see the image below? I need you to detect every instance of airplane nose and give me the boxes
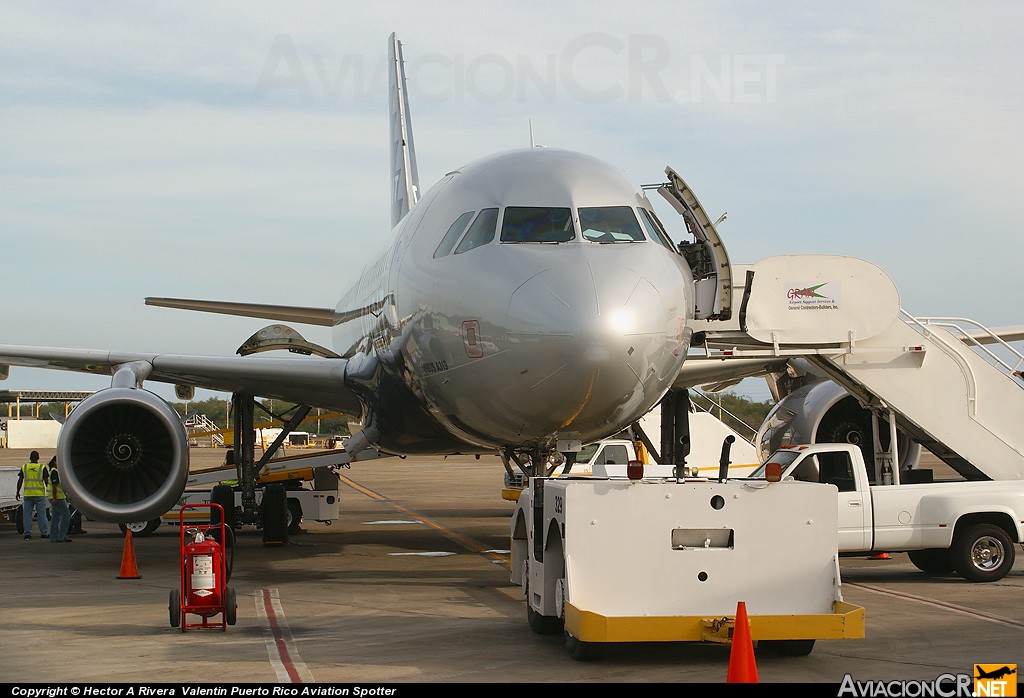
[502,248,690,441]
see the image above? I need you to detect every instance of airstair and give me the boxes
[694,254,1024,481]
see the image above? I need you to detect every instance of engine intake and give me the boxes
[756,379,919,470]
[57,387,189,523]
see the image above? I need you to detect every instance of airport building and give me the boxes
[0,390,92,448]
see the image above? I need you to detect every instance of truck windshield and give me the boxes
[748,450,801,479]
[576,443,600,463]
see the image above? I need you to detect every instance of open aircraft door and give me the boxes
[657,166,734,322]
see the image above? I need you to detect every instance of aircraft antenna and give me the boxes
[529,119,536,149]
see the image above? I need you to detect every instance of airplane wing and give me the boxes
[672,355,789,393]
[0,344,361,415]
[965,324,1024,344]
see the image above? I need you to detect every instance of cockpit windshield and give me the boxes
[579,206,645,243]
[500,207,574,243]
[636,208,676,250]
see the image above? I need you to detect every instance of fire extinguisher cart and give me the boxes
[169,503,237,632]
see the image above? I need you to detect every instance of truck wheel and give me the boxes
[761,639,815,656]
[225,587,237,626]
[564,630,603,661]
[908,548,954,574]
[169,589,181,628]
[952,523,1015,583]
[286,499,303,534]
[262,484,289,546]
[211,484,236,535]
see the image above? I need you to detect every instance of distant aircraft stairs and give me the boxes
[183,413,225,447]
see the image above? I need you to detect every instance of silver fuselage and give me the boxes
[333,148,694,454]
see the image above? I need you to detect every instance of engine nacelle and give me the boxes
[755,379,920,471]
[57,387,190,523]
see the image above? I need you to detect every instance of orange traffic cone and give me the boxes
[116,529,142,579]
[727,601,758,683]
[870,552,891,560]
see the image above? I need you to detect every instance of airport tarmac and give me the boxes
[1,447,1022,687]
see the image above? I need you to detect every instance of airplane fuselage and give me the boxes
[334,148,695,454]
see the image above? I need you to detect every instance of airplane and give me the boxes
[975,666,1017,680]
[0,34,731,528]
[0,34,1018,532]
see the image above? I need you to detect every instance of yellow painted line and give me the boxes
[338,474,510,569]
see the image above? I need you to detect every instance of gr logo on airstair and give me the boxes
[787,283,829,300]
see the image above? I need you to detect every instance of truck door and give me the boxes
[817,450,871,550]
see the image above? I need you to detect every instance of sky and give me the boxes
[2,1,1023,405]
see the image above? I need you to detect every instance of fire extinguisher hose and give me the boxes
[224,525,235,583]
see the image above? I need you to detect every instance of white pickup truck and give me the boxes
[749,444,1024,582]
[503,434,758,499]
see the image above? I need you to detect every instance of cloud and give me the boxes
[1,1,1022,401]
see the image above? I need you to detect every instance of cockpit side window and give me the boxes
[637,208,676,251]
[454,208,499,254]
[579,206,645,243]
[500,207,574,243]
[433,211,475,258]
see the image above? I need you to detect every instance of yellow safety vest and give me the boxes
[20,462,47,498]
[48,466,66,500]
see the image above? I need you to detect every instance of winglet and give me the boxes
[389,33,420,229]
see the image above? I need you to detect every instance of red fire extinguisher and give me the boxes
[169,503,237,631]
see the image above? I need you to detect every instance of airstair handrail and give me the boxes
[909,314,1024,379]
[690,389,759,444]
[900,311,980,416]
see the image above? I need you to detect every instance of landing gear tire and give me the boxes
[119,519,160,536]
[286,499,303,534]
[262,484,289,546]
[211,484,236,535]
[952,524,1015,583]
[761,639,815,657]
[169,589,181,628]
[908,548,955,574]
[225,586,237,626]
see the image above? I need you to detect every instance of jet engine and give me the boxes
[56,387,190,523]
[755,378,920,471]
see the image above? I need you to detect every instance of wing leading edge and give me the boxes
[0,344,361,415]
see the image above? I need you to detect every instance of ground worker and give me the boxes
[46,456,71,543]
[16,450,50,540]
